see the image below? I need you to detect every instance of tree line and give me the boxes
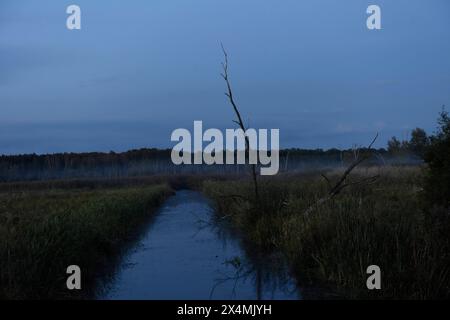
[1,109,448,184]
[0,146,415,182]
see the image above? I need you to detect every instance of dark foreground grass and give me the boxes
[203,166,450,299]
[0,183,172,299]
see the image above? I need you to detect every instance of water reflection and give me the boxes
[99,190,300,300]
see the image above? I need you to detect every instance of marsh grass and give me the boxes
[203,166,449,299]
[0,183,172,299]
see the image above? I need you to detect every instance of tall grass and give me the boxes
[0,184,172,299]
[203,166,449,299]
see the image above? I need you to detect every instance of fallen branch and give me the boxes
[304,133,380,216]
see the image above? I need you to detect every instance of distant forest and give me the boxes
[0,144,423,182]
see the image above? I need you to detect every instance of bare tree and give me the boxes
[304,133,380,216]
[221,45,259,201]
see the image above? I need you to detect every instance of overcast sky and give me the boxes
[1,0,449,154]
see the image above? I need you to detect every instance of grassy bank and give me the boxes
[203,166,449,299]
[0,183,172,299]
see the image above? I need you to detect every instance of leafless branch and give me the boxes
[221,44,259,201]
[304,133,380,216]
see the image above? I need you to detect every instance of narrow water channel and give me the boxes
[99,190,301,300]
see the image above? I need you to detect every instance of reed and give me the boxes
[0,183,172,299]
[203,166,449,299]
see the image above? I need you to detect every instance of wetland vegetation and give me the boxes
[0,109,448,299]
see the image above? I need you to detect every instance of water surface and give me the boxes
[100,190,300,300]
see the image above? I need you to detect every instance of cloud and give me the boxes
[0,46,54,85]
[335,123,354,134]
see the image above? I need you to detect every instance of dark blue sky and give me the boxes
[1,0,449,154]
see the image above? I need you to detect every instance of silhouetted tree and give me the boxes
[409,128,429,158]
[387,136,402,154]
[424,108,450,209]
[387,128,429,159]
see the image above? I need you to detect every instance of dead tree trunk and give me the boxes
[221,45,259,201]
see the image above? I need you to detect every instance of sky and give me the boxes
[1,0,449,154]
